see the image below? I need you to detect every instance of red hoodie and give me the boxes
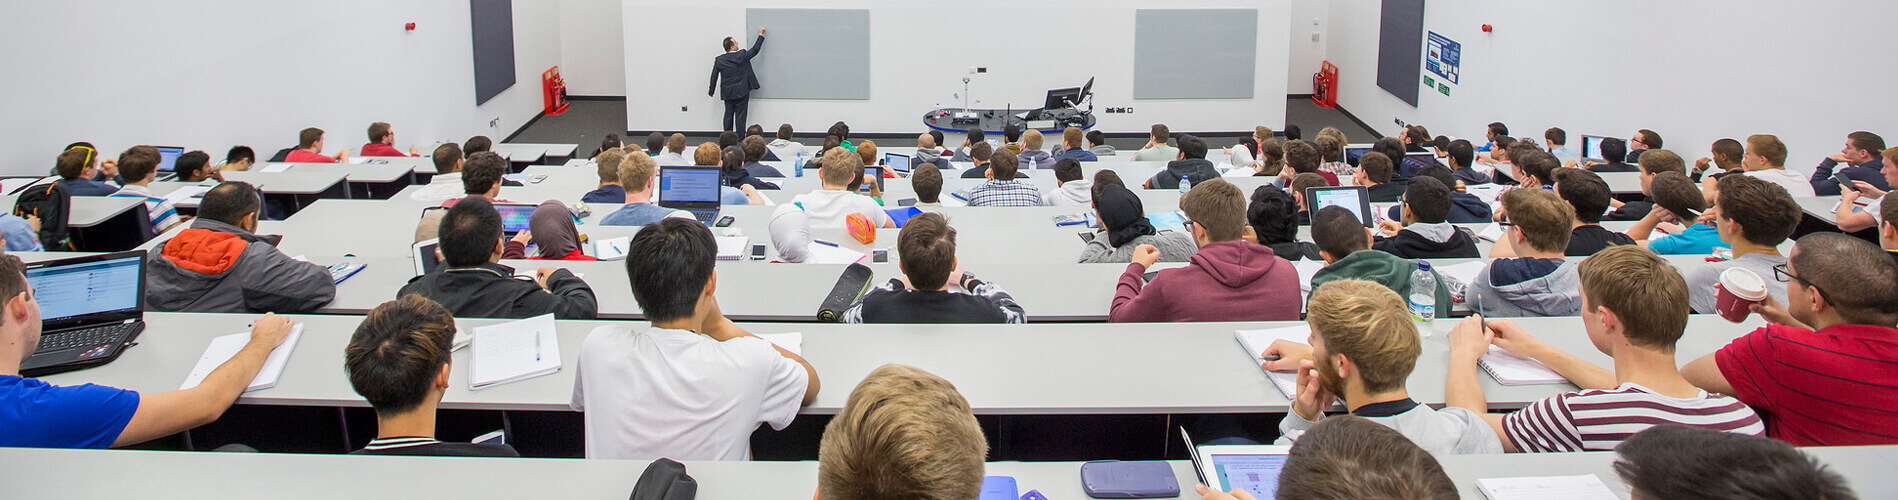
[360,143,415,157]
[1109,240,1301,322]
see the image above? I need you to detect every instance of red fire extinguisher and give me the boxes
[542,67,570,115]
[1312,61,1338,109]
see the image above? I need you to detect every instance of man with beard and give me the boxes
[1260,279,1503,456]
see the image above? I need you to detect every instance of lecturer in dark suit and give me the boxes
[710,26,766,133]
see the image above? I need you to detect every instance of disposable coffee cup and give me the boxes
[1715,268,1768,323]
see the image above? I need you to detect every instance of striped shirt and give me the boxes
[965,180,1043,207]
[1502,383,1763,452]
[109,184,179,235]
[1715,323,1898,446]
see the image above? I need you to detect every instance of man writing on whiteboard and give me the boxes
[710,26,766,132]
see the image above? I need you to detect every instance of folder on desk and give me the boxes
[470,314,561,390]
[181,323,305,392]
[885,207,923,228]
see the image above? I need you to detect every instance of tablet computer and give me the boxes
[492,203,537,234]
[1305,185,1374,227]
[411,238,441,276]
[1182,428,1292,498]
[1343,143,1374,165]
[885,152,912,174]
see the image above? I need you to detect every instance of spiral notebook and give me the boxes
[1479,346,1568,385]
[180,323,305,392]
[1234,326,1309,398]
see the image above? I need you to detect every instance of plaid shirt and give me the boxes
[965,180,1043,207]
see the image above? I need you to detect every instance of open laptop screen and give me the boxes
[27,254,142,322]
[492,204,538,233]
[155,146,185,172]
[885,153,911,173]
[1581,135,1615,162]
[1305,186,1374,227]
[659,166,722,205]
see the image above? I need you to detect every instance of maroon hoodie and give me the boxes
[1109,240,1302,322]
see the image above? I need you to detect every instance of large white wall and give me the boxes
[0,1,561,177]
[558,0,626,96]
[1325,0,1898,172]
[621,0,1293,135]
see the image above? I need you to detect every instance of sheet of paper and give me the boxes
[1475,474,1616,500]
[803,243,867,265]
[1235,326,1312,399]
[1480,346,1568,385]
[161,185,212,207]
[180,323,305,392]
[1294,260,1324,292]
[470,314,561,390]
[1436,261,1488,287]
[714,236,751,260]
[593,236,630,260]
[757,332,803,357]
[258,163,293,173]
[1475,223,1505,242]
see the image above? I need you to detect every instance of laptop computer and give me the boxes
[1343,143,1373,165]
[885,152,911,174]
[492,203,538,235]
[658,165,723,224]
[153,146,185,181]
[412,238,442,276]
[19,251,148,377]
[1580,135,1616,162]
[1304,186,1374,227]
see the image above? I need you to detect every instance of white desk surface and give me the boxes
[503,142,580,157]
[491,143,549,163]
[213,169,350,195]
[35,312,1759,415]
[61,196,144,227]
[1796,195,1848,226]
[4,441,1890,500]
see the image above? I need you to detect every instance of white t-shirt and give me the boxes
[791,189,890,229]
[1743,168,1815,198]
[409,172,464,202]
[570,326,809,460]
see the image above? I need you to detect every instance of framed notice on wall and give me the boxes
[1425,31,1460,85]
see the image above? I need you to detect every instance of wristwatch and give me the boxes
[959,272,978,290]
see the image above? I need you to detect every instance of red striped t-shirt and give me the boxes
[1502,383,1764,452]
[1715,323,1898,446]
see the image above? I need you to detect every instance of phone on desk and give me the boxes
[872,249,888,263]
[714,216,735,227]
[751,243,767,260]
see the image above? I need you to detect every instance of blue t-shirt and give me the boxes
[1648,222,1731,255]
[0,375,140,449]
[580,185,626,204]
[0,214,43,252]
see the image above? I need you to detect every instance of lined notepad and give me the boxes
[593,237,630,261]
[470,314,561,390]
[181,323,305,392]
[1475,223,1505,242]
[714,236,751,260]
[1480,346,1568,385]
[1476,474,1616,500]
[1234,326,1312,399]
[803,243,867,265]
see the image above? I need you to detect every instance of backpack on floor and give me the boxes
[14,181,72,250]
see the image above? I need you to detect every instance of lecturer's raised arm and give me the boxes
[742,27,765,62]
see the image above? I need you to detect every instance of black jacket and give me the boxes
[397,262,597,319]
[1146,159,1222,189]
[1366,181,1408,203]
[1373,228,1481,259]
[1267,241,1323,261]
[709,35,765,100]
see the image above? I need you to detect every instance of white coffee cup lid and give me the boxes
[1720,267,1767,300]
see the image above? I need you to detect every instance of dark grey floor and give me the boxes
[507,97,1382,153]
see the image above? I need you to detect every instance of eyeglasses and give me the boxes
[1773,263,1828,300]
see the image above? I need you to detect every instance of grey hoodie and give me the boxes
[1078,231,1198,264]
[1017,149,1054,170]
[913,147,944,164]
[1089,144,1116,157]
[1046,180,1094,207]
[1469,258,1582,317]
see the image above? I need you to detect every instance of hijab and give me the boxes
[1097,184,1157,248]
[529,200,582,259]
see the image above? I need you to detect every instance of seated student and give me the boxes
[219,145,256,172]
[1834,145,1898,233]
[998,124,1023,155]
[1386,136,1438,179]
[1110,179,1299,322]
[400,198,597,319]
[1587,137,1639,173]
[572,218,819,460]
[1685,175,1799,314]
[1053,127,1098,162]
[1264,279,1502,455]
[346,295,519,457]
[1131,123,1179,161]
[285,127,349,163]
[1606,148,1687,221]
[1506,148,1559,192]
[581,148,627,203]
[717,131,739,151]
[766,124,803,162]
[359,122,420,157]
[1283,140,1339,186]
[1081,184,1197,264]
[145,182,335,313]
[1717,134,1810,197]
[840,213,1025,324]
[1145,134,1221,190]
[1612,426,1854,500]
[1629,171,1727,255]
[599,152,695,226]
[813,135,843,173]
[1355,152,1407,202]
[507,201,596,261]
[0,212,41,252]
[1045,158,1092,206]
[1312,135,1351,178]
[53,146,120,196]
[1086,129,1115,157]
[818,364,986,500]
[965,154,1042,207]
[1248,185,1320,260]
[175,150,222,183]
[592,134,622,158]
[910,133,948,171]
[1198,416,1459,500]
[1446,245,1765,453]
[792,148,893,228]
[1309,206,1454,312]
[1371,177,1480,259]
[951,129,988,162]
[1443,140,1491,186]
[650,133,687,165]
[1480,136,1517,174]
[1811,131,1889,196]
[1287,172,1328,226]
[735,135,784,178]
[1884,195,1898,266]
[413,151,513,242]
[1224,138,1258,174]
[409,143,466,203]
[1241,138,1283,176]
[1684,233,1898,446]
[1627,129,1663,164]
[721,145,778,192]
[643,132,667,157]
[0,258,296,450]
[958,141,996,179]
[1385,165,1491,224]
[1549,169,1635,256]
[1015,129,1053,169]
[109,146,185,235]
[1690,137,1744,183]
[1470,188,1582,317]
[911,163,946,210]
[1543,127,1576,162]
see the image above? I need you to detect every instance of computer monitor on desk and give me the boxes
[1044,87,1083,110]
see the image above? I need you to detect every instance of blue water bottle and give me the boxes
[794,151,805,177]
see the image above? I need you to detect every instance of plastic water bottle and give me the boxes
[794,152,805,177]
[1178,175,1192,193]
[1409,261,1437,322]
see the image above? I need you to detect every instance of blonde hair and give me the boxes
[693,142,721,166]
[820,146,864,187]
[1306,279,1421,393]
[1578,245,1689,351]
[1501,187,1575,253]
[1022,129,1044,150]
[619,151,658,193]
[593,149,627,184]
[818,364,987,500]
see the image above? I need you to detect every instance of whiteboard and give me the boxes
[1133,9,1258,100]
[743,8,870,100]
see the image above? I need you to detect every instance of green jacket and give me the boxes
[1310,250,1454,314]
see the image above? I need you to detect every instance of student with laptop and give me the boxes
[818,364,987,500]
[346,295,518,457]
[791,148,894,228]
[600,152,696,226]
[1248,185,1320,261]
[1309,206,1454,312]
[1585,137,1638,173]
[1628,171,1726,255]
[1081,184,1197,264]
[508,201,596,261]
[1468,188,1582,317]
[1354,152,1406,203]
[175,150,222,183]
[1287,173,1329,226]
[1145,134,1221,190]
[1612,426,1854,499]
[1684,233,1898,446]
[53,145,121,196]
[399,198,597,320]
[285,127,349,163]
[1110,180,1300,322]
[1131,124,1179,161]
[0,253,298,449]
[958,141,996,179]
[1371,177,1480,259]
[965,154,1042,207]
[572,218,819,460]
[1684,175,1800,314]
[109,146,185,235]
[839,213,1025,324]
[145,182,335,313]
[359,122,420,157]
[580,148,627,203]
[408,143,465,203]
[414,151,512,243]
[1446,245,1764,452]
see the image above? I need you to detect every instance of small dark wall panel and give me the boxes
[1376,0,1426,107]
[471,0,517,106]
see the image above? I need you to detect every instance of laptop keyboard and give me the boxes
[35,323,135,354]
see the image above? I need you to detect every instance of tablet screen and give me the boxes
[1210,454,1289,497]
[1307,187,1372,227]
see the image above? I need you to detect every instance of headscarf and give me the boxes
[769,203,811,263]
[529,200,582,259]
[1097,184,1156,248]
